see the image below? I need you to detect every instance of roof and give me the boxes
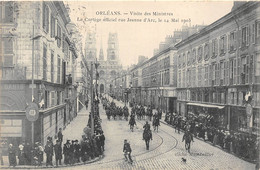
[175,1,259,48]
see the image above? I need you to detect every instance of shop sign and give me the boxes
[26,102,39,122]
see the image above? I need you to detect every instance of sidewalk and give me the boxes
[0,107,102,169]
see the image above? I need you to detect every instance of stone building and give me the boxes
[129,25,205,113]
[84,32,122,95]
[175,1,260,135]
[0,1,79,145]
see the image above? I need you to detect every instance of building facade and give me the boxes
[175,1,260,135]
[128,25,205,113]
[0,1,79,145]
[84,32,122,95]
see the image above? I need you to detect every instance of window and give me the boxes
[255,53,260,76]
[178,71,181,88]
[51,91,55,106]
[43,3,49,33]
[0,2,13,23]
[51,51,54,82]
[256,21,260,44]
[241,26,249,47]
[187,51,191,66]
[198,67,202,86]
[51,15,55,38]
[111,43,115,49]
[205,65,209,86]
[57,24,61,47]
[57,56,61,83]
[182,70,185,87]
[229,59,236,85]
[198,46,202,62]
[1,37,13,67]
[204,43,209,60]
[212,39,218,58]
[43,45,47,80]
[229,31,236,51]
[241,56,250,84]
[182,53,186,66]
[220,61,224,85]
[192,48,196,64]
[219,35,226,55]
[178,55,181,68]
[224,61,229,85]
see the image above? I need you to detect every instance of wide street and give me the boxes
[61,97,255,170]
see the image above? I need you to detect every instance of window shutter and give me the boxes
[247,26,249,46]
[238,29,242,48]
[252,23,255,44]
[234,31,237,50]
[227,60,229,85]
[228,33,230,51]
[224,36,227,52]
[216,39,218,56]
[237,57,241,84]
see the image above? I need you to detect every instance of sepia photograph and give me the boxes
[0,0,259,169]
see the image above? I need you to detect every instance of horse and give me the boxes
[143,130,152,150]
[129,116,136,132]
[152,116,160,132]
[182,131,194,153]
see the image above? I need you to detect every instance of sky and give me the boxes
[66,1,234,67]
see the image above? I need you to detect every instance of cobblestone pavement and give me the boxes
[62,97,255,170]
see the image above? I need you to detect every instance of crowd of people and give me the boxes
[165,112,259,161]
[3,96,106,168]
[102,98,129,121]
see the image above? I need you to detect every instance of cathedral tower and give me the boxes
[85,32,97,62]
[107,33,119,61]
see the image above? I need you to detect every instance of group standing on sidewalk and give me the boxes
[165,112,259,162]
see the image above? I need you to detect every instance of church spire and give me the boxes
[99,34,104,60]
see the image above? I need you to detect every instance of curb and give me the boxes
[0,155,104,169]
[160,120,257,164]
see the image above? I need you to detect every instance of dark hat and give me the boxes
[56,140,60,143]
[75,140,78,142]
[66,140,70,143]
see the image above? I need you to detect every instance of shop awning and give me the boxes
[187,103,225,109]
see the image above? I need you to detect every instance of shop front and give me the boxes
[230,106,259,136]
[186,103,227,129]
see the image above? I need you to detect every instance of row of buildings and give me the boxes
[0,1,85,146]
[111,1,260,136]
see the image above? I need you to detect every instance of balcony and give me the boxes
[1,66,27,80]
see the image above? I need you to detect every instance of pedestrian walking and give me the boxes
[8,144,17,167]
[123,139,133,164]
[54,140,62,166]
[182,130,194,153]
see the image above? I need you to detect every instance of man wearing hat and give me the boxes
[54,140,62,166]
[44,138,54,167]
[74,140,81,163]
[63,140,71,165]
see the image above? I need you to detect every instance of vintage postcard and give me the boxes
[0,0,259,169]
